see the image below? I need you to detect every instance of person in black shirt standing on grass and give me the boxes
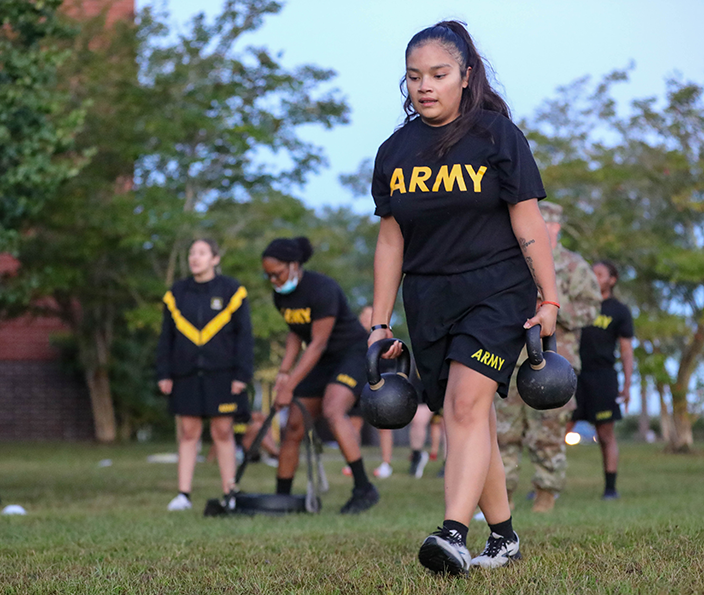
[369,21,559,573]
[262,237,379,514]
[567,260,634,500]
[157,239,254,513]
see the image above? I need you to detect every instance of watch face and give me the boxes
[211,297,224,310]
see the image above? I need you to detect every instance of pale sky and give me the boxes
[146,0,704,214]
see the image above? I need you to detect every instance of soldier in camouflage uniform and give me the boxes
[495,201,601,512]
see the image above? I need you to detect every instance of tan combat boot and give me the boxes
[532,488,555,513]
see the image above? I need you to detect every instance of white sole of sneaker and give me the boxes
[471,549,522,569]
[418,537,469,575]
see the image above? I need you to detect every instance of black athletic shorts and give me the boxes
[293,344,367,399]
[169,370,251,421]
[403,256,536,412]
[572,368,622,425]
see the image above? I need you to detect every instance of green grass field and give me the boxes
[1,441,703,594]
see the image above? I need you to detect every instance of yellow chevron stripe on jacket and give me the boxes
[163,286,247,346]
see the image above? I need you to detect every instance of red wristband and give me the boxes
[541,301,561,309]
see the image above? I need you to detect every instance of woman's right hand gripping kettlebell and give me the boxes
[368,327,403,359]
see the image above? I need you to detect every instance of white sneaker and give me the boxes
[418,527,471,575]
[410,451,430,478]
[261,454,279,468]
[167,493,192,511]
[221,489,238,513]
[373,462,393,479]
[470,532,522,568]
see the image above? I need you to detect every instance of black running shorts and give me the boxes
[293,345,367,399]
[572,368,622,425]
[170,370,251,421]
[403,257,536,411]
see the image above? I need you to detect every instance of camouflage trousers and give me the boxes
[495,385,572,494]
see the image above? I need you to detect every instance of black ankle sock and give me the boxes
[179,491,190,500]
[348,458,371,490]
[443,520,468,545]
[605,472,617,492]
[411,450,421,463]
[276,477,293,495]
[488,516,514,540]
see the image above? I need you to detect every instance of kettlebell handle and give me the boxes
[525,325,558,370]
[366,338,411,388]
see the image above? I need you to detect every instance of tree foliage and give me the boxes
[0,1,352,441]
[0,0,86,250]
[524,70,704,451]
[135,1,349,286]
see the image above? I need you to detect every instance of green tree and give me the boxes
[525,71,704,451]
[136,1,349,287]
[0,0,85,250]
[1,1,350,442]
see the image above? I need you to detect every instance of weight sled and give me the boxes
[203,398,327,517]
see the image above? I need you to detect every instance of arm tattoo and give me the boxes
[519,237,535,252]
[524,256,544,297]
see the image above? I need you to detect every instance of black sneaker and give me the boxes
[602,489,620,500]
[340,484,379,514]
[418,527,471,575]
[203,498,225,517]
[470,532,522,569]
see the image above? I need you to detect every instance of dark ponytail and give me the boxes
[262,236,313,264]
[401,20,510,158]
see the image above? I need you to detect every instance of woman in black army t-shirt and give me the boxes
[369,22,559,573]
[262,237,379,514]
[157,239,254,512]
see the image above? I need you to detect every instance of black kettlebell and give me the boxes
[517,325,577,410]
[360,338,418,429]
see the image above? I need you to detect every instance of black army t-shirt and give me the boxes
[580,297,634,370]
[372,111,546,275]
[273,270,367,355]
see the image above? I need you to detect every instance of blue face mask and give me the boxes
[274,266,299,294]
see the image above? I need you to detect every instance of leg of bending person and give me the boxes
[322,383,379,513]
[276,397,322,494]
[241,412,280,458]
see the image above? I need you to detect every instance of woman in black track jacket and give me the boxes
[157,239,253,513]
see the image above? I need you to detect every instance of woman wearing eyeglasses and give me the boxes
[261,236,379,514]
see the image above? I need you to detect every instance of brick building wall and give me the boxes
[0,256,95,441]
[0,362,94,441]
[62,0,135,27]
